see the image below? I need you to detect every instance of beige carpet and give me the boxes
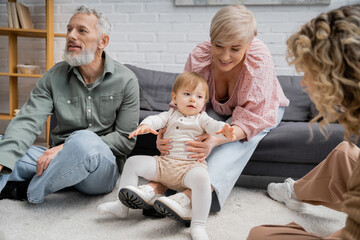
[0,179,346,240]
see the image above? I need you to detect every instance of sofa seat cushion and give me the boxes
[250,121,345,165]
[242,161,319,178]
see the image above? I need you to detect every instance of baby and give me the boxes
[98,72,235,240]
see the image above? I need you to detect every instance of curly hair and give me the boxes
[287,5,360,142]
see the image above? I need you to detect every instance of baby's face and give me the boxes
[172,83,207,116]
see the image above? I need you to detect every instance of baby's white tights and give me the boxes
[97,155,157,218]
[97,156,211,240]
[184,167,211,240]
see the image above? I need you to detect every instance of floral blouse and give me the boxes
[184,38,289,140]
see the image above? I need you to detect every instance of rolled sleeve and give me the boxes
[0,73,53,173]
[231,105,275,141]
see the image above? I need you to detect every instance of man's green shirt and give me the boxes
[0,52,139,173]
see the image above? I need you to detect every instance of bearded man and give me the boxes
[0,5,139,203]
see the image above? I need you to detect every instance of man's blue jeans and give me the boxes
[0,130,119,203]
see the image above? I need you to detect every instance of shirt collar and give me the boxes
[102,51,115,76]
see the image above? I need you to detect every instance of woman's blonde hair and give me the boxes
[210,5,257,45]
[287,5,360,142]
[172,72,209,100]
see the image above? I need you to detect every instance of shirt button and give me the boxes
[88,109,91,113]
[88,96,91,100]
[67,100,71,104]
[180,119,183,121]
[89,123,92,127]
[176,126,179,129]
[110,96,113,100]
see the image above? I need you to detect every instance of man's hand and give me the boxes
[36,144,64,177]
[185,133,221,162]
[156,127,173,156]
[0,164,3,172]
[129,124,158,139]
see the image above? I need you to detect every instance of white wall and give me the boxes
[1,0,359,75]
[58,0,357,75]
[0,0,359,132]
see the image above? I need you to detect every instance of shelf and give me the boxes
[0,27,65,38]
[0,72,42,78]
[3,0,61,147]
[0,114,14,120]
[55,33,66,37]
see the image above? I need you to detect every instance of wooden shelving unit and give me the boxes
[0,0,66,146]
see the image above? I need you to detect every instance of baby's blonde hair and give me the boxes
[210,5,257,45]
[287,5,360,142]
[172,72,209,100]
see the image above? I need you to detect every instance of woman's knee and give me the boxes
[333,141,359,163]
[336,141,353,152]
[247,226,270,240]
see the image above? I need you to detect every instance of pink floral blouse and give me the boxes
[184,38,289,141]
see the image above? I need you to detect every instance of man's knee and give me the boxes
[65,130,111,156]
[67,130,99,145]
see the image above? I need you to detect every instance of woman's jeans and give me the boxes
[0,130,119,203]
[206,106,285,212]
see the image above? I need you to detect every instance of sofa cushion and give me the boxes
[139,87,153,111]
[278,76,314,122]
[250,121,345,165]
[125,64,178,112]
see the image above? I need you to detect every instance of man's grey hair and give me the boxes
[74,5,111,36]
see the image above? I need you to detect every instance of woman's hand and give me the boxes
[37,144,64,177]
[156,127,173,156]
[185,133,222,162]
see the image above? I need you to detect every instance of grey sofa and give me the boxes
[126,64,349,181]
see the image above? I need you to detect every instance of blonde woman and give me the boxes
[248,5,360,240]
[121,4,290,225]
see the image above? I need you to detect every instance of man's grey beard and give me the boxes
[64,45,96,67]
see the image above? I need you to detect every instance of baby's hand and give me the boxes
[216,124,236,141]
[129,124,158,139]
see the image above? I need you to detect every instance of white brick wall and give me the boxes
[0,0,357,120]
[0,0,356,75]
[58,0,358,74]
